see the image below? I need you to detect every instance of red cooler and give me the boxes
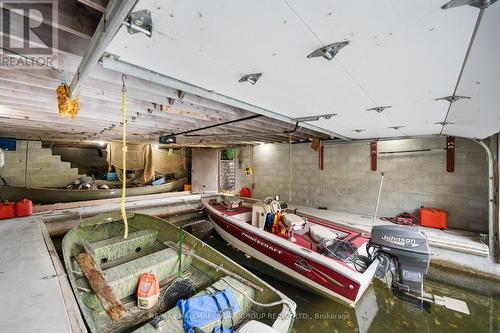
[420,207,448,229]
[0,202,16,220]
[16,198,33,217]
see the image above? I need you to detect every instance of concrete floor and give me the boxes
[0,219,72,332]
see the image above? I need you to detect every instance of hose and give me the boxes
[183,199,205,212]
[121,75,128,239]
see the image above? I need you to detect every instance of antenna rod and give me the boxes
[372,172,385,225]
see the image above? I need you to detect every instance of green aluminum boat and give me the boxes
[62,212,295,333]
[0,177,187,204]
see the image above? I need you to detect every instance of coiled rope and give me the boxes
[121,75,128,239]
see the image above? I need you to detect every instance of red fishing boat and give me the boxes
[202,195,432,306]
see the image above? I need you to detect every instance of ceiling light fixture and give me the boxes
[294,114,337,122]
[441,0,497,9]
[159,135,176,144]
[367,106,392,113]
[388,126,405,130]
[239,73,262,85]
[435,95,471,103]
[307,41,349,61]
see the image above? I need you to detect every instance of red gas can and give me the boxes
[0,202,16,220]
[15,198,33,217]
[239,187,252,198]
[420,207,448,229]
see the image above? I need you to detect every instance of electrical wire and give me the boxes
[440,8,485,134]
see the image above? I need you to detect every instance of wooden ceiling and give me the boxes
[0,0,330,147]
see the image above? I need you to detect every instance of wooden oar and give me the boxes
[164,241,264,293]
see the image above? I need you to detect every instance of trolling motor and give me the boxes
[369,225,431,304]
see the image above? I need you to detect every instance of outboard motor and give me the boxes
[370,225,431,299]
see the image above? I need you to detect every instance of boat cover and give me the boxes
[282,213,306,229]
[309,224,340,244]
[178,288,240,333]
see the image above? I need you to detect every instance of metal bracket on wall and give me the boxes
[370,141,377,171]
[441,0,497,9]
[367,106,392,113]
[307,41,349,61]
[446,136,455,173]
[124,10,153,37]
[435,95,471,103]
[239,73,262,85]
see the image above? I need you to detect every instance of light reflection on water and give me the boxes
[185,221,500,333]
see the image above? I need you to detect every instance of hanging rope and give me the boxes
[121,74,129,239]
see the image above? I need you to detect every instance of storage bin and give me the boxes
[0,137,16,151]
[106,172,118,181]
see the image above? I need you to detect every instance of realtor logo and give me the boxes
[0,0,58,68]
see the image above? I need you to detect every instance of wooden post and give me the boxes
[446,136,455,173]
[370,141,377,171]
[319,145,324,170]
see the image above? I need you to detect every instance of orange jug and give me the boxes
[137,272,160,309]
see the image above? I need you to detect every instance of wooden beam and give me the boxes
[75,252,128,321]
[77,0,107,13]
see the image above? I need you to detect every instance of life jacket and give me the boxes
[177,288,240,333]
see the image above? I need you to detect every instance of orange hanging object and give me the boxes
[137,272,160,309]
[56,84,80,118]
[310,137,321,152]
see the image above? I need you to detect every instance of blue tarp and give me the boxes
[177,288,240,333]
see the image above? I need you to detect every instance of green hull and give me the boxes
[0,177,187,204]
[62,213,295,333]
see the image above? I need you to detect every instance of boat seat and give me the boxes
[78,247,192,310]
[309,224,340,244]
[133,276,256,333]
[88,229,159,263]
[282,213,306,230]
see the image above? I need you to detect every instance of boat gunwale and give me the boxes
[62,212,295,333]
[202,197,379,291]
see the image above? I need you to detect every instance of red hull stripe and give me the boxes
[209,212,361,302]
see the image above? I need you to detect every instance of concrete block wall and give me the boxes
[246,137,489,232]
[0,140,84,187]
[51,147,108,176]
